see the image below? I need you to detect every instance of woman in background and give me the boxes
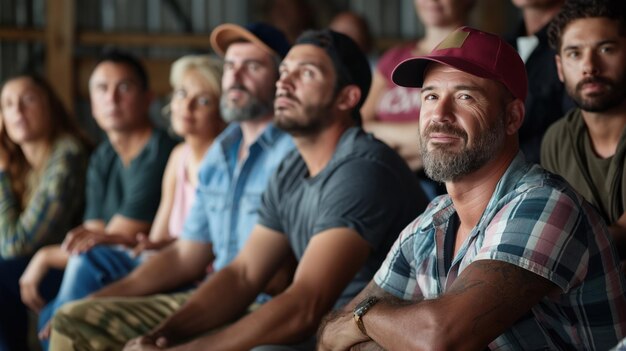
[0,73,92,351]
[134,54,226,251]
[361,0,475,193]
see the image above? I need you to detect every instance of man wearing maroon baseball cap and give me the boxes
[392,25,528,102]
[319,26,626,350]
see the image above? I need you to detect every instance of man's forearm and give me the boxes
[172,284,333,351]
[365,261,556,350]
[90,275,141,298]
[92,246,204,298]
[147,265,259,344]
[318,281,405,351]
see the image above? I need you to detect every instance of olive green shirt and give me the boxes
[541,108,626,224]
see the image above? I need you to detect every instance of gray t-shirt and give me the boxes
[258,126,428,307]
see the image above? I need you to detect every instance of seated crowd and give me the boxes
[1,0,626,350]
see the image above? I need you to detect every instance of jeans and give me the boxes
[39,245,142,351]
[0,255,63,351]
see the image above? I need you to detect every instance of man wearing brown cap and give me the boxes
[46,22,296,350]
[318,26,626,351]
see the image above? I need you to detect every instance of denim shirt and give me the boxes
[182,123,294,271]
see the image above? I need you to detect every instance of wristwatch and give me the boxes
[353,296,379,337]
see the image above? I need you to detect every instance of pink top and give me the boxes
[168,144,196,238]
[375,43,422,122]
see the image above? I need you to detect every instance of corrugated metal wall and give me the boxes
[1,0,43,78]
[1,0,254,136]
[0,0,520,138]
[0,0,520,78]
[0,0,254,80]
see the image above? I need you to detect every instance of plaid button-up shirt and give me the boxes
[375,153,626,350]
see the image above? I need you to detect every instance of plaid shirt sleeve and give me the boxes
[374,215,426,300]
[475,184,600,292]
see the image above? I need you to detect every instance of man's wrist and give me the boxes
[353,296,379,337]
[150,318,182,345]
[146,327,169,346]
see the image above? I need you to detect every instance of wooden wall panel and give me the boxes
[45,0,75,113]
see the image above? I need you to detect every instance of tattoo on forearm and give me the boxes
[447,260,553,333]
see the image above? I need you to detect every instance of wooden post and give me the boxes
[46,0,76,114]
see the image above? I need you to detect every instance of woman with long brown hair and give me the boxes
[0,73,91,351]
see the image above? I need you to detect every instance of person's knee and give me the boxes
[50,300,118,351]
[50,307,72,334]
[52,299,92,326]
[50,301,82,340]
[62,246,124,289]
[63,250,97,279]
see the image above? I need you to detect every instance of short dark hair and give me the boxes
[548,0,626,51]
[94,49,149,91]
[294,29,372,124]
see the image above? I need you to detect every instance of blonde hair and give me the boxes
[169,55,223,95]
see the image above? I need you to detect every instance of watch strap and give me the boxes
[353,296,379,337]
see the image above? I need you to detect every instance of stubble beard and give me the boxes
[568,74,626,113]
[274,96,335,137]
[420,115,506,183]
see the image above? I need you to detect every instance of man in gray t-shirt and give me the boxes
[258,126,425,308]
[115,29,427,351]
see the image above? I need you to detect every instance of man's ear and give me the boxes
[335,85,362,113]
[555,54,565,83]
[505,99,525,136]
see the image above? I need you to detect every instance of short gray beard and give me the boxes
[220,93,273,123]
[420,115,505,182]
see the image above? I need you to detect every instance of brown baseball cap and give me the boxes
[210,22,290,58]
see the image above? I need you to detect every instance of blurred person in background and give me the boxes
[132,54,226,254]
[507,0,571,164]
[0,73,92,351]
[361,0,475,199]
[47,23,297,351]
[263,0,316,44]
[33,54,226,349]
[17,50,178,350]
[329,11,374,56]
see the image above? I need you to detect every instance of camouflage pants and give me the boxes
[49,292,192,351]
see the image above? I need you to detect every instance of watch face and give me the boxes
[354,296,379,336]
[354,296,379,316]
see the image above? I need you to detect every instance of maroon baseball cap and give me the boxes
[392,26,528,102]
